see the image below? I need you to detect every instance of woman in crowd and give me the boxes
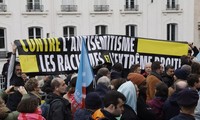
[17,95,45,120]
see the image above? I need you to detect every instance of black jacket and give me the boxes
[162,73,174,87]
[120,104,139,120]
[163,92,180,120]
[46,93,72,120]
[170,113,195,120]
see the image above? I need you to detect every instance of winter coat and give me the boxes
[74,108,93,120]
[146,72,162,101]
[45,93,72,120]
[163,92,180,120]
[170,113,195,120]
[120,104,139,120]
[147,97,166,120]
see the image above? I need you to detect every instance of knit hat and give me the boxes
[181,65,191,75]
[127,73,145,86]
[174,69,188,80]
[85,92,102,110]
[177,88,199,107]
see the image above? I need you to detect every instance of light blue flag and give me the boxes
[74,37,94,105]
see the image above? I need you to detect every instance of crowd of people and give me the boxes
[0,43,200,120]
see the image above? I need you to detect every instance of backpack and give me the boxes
[40,99,60,119]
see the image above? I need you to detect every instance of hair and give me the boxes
[111,63,123,72]
[187,74,200,87]
[103,90,126,108]
[51,78,61,91]
[96,67,110,81]
[130,63,140,73]
[110,78,127,90]
[17,96,39,113]
[191,62,200,74]
[165,65,174,72]
[155,82,168,99]
[151,61,161,71]
[24,78,39,92]
[97,76,111,87]
[180,55,192,66]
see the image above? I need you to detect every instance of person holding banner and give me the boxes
[6,43,25,111]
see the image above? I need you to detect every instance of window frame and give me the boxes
[125,24,137,37]
[28,27,43,39]
[63,26,76,38]
[0,27,6,50]
[167,23,178,41]
[95,25,107,35]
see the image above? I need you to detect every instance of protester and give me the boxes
[146,61,163,101]
[170,88,199,120]
[41,75,54,94]
[128,73,156,120]
[191,62,200,74]
[163,81,188,120]
[162,65,174,87]
[0,86,19,120]
[129,63,141,74]
[147,82,168,120]
[110,78,126,90]
[117,81,139,120]
[187,74,200,91]
[74,92,103,120]
[24,78,41,104]
[110,62,123,80]
[1,52,12,88]
[95,67,110,82]
[92,90,126,120]
[45,77,72,120]
[17,95,45,120]
[5,44,25,111]
[142,62,152,78]
[95,76,111,100]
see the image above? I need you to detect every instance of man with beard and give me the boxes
[92,90,126,120]
[46,77,72,120]
[6,44,25,111]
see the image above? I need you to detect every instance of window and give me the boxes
[27,0,43,12]
[94,0,108,11]
[28,27,42,39]
[125,0,138,11]
[166,0,179,10]
[0,28,5,49]
[95,25,107,35]
[126,25,137,37]
[167,23,178,41]
[61,0,77,12]
[0,0,6,12]
[63,26,76,37]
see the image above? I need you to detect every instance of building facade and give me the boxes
[0,0,200,71]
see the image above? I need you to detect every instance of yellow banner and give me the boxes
[137,38,188,56]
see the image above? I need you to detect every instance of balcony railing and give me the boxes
[26,5,44,12]
[94,5,109,12]
[0,4,7,12]
[166,4,179,10]
[124,5,139,11]
[61,5,77,12]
